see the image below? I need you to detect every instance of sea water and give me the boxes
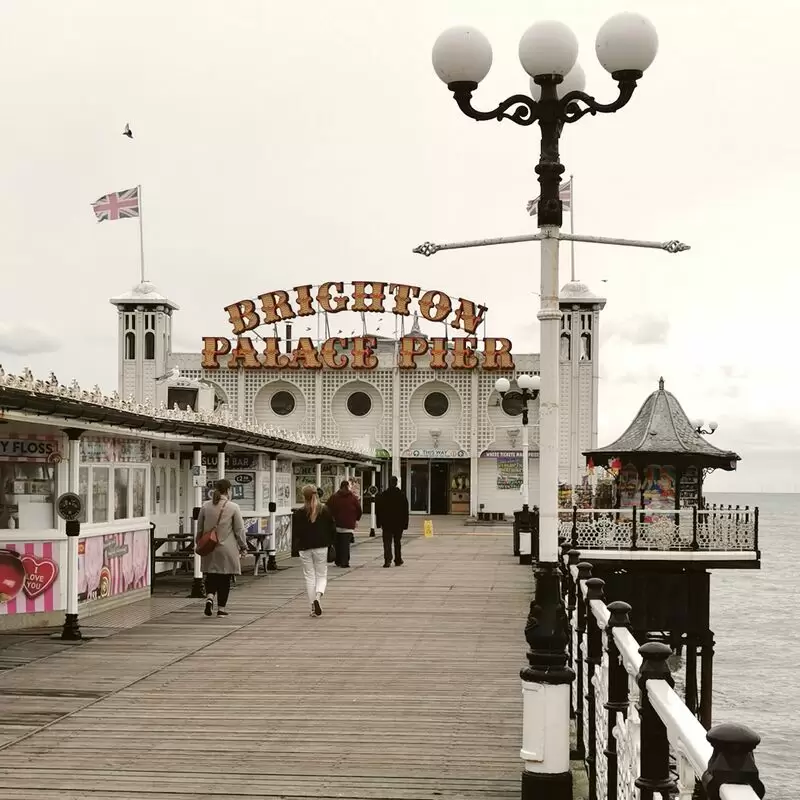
[707,492,798,796]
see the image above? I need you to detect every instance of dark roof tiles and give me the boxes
[587,377,740,463]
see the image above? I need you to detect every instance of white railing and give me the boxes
[569,561,766,800]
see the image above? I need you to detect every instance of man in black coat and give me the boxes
[375,476,409,567]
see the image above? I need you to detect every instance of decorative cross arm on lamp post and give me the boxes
[432,14,659,230]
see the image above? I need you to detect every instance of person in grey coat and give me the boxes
[197,478,247,617]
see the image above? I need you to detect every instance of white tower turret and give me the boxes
[110,281,180,404]
[558,280,606,491]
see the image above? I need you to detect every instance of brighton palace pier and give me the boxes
[124,278,605,518]
[0,276,772,800]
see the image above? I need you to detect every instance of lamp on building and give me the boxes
[435,14,660,798]
[692,419,718,436]
[507,428,520,447]
[430,428,442,448]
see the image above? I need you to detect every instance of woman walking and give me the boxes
[197,478,247,618]
[292,484,335,617]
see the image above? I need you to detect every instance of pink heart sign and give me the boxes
[20,555,59,600]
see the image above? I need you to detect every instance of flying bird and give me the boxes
[123,123,133,139]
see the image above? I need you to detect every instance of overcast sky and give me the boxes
[0,0,796,492]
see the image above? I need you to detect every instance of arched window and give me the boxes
[560,333,571,360]
[144,331,155,360]
[580,332,591,361]
[125,331,136,360]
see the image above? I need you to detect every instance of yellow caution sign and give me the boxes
[423,519,434,538]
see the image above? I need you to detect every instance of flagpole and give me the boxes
[137,184,145,283]
[569,174,575,282]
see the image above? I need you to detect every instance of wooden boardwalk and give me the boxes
[0,529,532,800]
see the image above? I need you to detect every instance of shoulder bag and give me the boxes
[195,499,229,557]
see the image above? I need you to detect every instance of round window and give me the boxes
[501,391,523,416]
[347,391,372,417]
[270,390,296,416]
[424,391,449,417]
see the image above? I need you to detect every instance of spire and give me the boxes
[409,311,425,338]
[658,376,665,391]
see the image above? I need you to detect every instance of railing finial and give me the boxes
[637,641,675,690]
[606,600,632,629]
[701,723,765,800]
[585,576,605,601]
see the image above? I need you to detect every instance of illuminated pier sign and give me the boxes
[201,281,514,371]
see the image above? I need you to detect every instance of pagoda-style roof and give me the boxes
[584,377,740,470]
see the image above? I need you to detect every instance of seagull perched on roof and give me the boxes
[156,366,181,382]
[123,123,133,139]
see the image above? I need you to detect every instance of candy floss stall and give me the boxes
[0,424,66,630]
[0,426,152,631]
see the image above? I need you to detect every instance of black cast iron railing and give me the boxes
[564,559,767,800]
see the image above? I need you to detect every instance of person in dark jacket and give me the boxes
[326,480,362,568]
[376,476,410,567]
[292,484,336,616]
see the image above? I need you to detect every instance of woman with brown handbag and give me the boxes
[196,478,247,617]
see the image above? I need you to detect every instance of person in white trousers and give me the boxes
[291,484,336,617]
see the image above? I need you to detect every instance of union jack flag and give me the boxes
[526,179,572,216]
[90,187,139,222]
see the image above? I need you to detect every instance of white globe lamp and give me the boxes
[494,377,511,394]
[519,20,578,78]
[530,62,586,100]
[432,26,493,85]
[595,12,658,75]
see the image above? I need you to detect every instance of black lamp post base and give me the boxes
[266,556,278,571]
[521,768,572,800]
[189,577,206,598]
[60,613,82,641]
[369,528,376,537]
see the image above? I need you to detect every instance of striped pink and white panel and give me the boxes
[0,541,60,616]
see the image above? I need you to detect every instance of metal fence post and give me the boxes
[584,576,605,800]
[701,722,765,799]
[604,601,632,800]
[635,642,677,799]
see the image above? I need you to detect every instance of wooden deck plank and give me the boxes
[0,532,532,799]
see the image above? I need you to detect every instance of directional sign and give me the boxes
[56,492,83,522]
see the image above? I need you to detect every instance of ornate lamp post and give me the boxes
[692,418,718,436]
[495,375,540,562]
[431,13,659,800]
